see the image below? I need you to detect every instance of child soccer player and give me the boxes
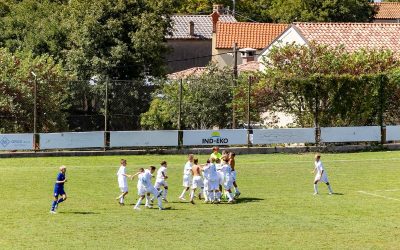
[116,159,133,205]
[154,161,169,202]
[222,157,235,203]
[189,158,204,204]
[179,154,194,201]
[50,165,67,214]
[144,166,164,210]
[229,152,241,198]
[134,168,146,210]
[313,154,334,195]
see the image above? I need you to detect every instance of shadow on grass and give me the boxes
[331,192,344,195]
[234,197,264,204]
[59,211,99,215]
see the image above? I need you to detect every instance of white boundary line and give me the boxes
[357,191,400,201]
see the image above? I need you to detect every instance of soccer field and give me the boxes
[1,152,400,249]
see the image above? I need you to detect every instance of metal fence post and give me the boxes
[104,78,109,151]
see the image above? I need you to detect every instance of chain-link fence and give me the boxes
[1,74,400,135]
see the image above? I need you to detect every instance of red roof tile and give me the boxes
[216,22,288,49]
[374,2,400,20]
[166,67,207,80]
[294,22,400,52]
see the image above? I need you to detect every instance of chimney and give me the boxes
[210,11,220,33]
[213,4,225,15]
[189,21,194,36]
[239,48,257,64]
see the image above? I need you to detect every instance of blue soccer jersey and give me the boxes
[53,173,66,196]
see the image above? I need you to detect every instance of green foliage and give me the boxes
[141,64,234,129]
[64,0,173,80]
[0,48,71,133]
[259,43,400,127]
[0,0,67,60]
[269,0,375,23]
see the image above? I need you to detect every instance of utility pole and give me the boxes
[232,0,236,17]
[31,72,38,151]
[247,76,253,147]
[104,78,109,151]
[232,42,238,129]
[178,79,183,131]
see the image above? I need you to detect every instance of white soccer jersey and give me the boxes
[209,163,218,181]
[156,166,167,182]
[202,165,211,180]
[117,166,128,188]
[314,160,329,183]
[143,169,153,188]
[183,161,193,176]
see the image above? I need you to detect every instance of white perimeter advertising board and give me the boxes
[110,131,178,147]
[386,126,400,141]
[40,132,104,149]
[320,126,380,143]
[0,134,33,150]
[252,128,315,144]
[183,130,248,146]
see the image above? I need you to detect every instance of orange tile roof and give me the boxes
[373,2,400,19]
[294,22,400,52]
[216,22,288,49]
[167,67,207,80]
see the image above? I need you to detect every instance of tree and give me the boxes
[257,43,399,127]
[0,0,67,60]
[268,0,375,23]
[63,0,174,80]
[141,64,234,130]
[0,48,70,133]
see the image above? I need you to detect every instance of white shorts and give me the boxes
[314,173,329,183]
[155,179,168,189]
[119,186,128,193]
[224,177,233,190]
[231,171,237,181]
[209,180,219,191]
[203,179,209,191]
[218,172,224,185]
[192,176,204,189]
[137,186,146,196]
[145,185,160,196]
[183,175,192,187]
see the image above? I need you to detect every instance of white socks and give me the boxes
[163,189,168,199]
[120,197,124,203]
[134,197,143,209]
[314,184,318,194]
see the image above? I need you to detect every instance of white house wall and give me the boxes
[258,27,307,72]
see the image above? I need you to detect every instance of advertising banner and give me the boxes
[0,134,33,150]
[183,130,248,146]
[320,126,381,143]
[253,128,315,144]
[110,131,178,147]
[386,126,400,141]
[40,132,104,149]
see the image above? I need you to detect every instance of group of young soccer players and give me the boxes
[178,147,241,204]
[49,147,334,213]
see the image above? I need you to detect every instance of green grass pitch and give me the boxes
[1,151,400,249]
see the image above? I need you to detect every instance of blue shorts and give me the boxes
[54,188,66,197]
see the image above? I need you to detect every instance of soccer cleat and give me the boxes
[234,192,241,198]
[119,202,125,206]
[145,204,153,209]
[162,198,168,203]
[227,200,234,204]
[133,207,141,210]
[50,210,56,214]
[158,206,165,210]
[190,199,195,204]
[313,192,319,195]
[198,194,202,200]
[178,196,186,201]
[328,192,333,195]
